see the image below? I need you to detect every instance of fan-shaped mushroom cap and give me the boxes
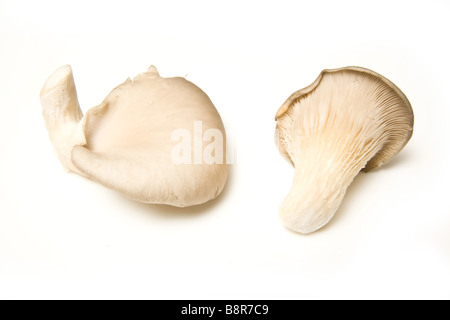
[40,65,229,207]
[275,66,413,233]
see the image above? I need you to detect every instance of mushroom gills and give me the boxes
[276,67,414,233]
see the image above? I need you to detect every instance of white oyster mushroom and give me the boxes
[40,65,229,207]
[275,66,414,234]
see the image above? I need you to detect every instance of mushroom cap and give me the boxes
[275,66,414,172]
[73,66,229,207]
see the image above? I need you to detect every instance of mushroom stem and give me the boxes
[279,133,383,234]
[39,65,86,173]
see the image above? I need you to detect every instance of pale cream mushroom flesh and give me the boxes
[275,67,414,234]
[40,65,228,207]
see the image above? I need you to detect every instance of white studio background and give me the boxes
[1,0,449,299]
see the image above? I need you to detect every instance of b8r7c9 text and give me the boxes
[225,305,269,315]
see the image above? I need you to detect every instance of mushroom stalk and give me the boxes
[40,65,86,173]
[280,133,384,233]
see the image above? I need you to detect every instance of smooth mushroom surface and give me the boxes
[275,66,414,234]
[40,65,229,207]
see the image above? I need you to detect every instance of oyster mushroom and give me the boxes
[40,65,229,207]
[275,67,414,233]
